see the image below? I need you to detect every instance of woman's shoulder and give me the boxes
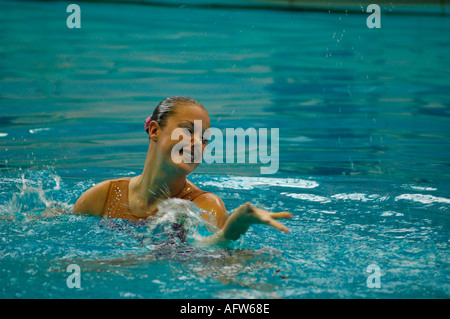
[186,180,228,228]
[184,179,204,193]
[73,178,130,216]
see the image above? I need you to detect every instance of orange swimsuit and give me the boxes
[101,178,207,221]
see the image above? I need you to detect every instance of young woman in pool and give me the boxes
[74,96,291,242]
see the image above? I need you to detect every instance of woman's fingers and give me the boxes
[270,212,292,220]
[255,209,291,233]
[238,205,292,233]
[268,219,290,233]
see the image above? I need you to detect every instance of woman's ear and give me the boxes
[148,121,160,142]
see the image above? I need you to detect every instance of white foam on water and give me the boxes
[395,194,450,205]
[200,176,319,190]
[281,192,331,203]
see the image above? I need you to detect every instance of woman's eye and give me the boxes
[181,127,193,135]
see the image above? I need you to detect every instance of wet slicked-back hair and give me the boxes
[146,97,205,133]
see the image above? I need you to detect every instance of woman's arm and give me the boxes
[193,194,292,245]
[220,202,292,240]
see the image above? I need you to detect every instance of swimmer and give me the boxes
[73,97,292,243]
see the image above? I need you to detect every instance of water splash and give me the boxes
[141,198,219,248]
[0,170,221,247]
[0,171,72,220]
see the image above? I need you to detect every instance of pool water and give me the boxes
[1,0,449,298]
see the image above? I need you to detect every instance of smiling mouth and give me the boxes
[179,148,197,163]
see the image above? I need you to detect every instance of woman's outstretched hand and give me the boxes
[220,202,292,241]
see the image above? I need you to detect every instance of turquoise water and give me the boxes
[1,0,449,298]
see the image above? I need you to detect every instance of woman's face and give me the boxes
[155,103,211,175]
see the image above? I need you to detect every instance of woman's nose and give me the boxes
[191,134,202,146]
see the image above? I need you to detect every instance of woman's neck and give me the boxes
[131,146,186,205]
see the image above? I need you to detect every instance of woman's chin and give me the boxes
[172,157,200,174]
